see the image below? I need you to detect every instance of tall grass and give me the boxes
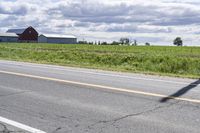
[0,43,199,78]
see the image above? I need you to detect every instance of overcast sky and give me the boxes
[0,0,200,45]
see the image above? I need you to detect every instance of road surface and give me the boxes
[0,60,199,133]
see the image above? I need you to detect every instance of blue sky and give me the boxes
[0,0,200,45]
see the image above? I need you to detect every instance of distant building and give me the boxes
[7,26,38,43]
[1,26,77,44]
[38,34,77,44]
[0,33,18,42]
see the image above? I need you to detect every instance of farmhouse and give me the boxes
[38,34,77,44]
[0,26,77,44]
[0,33,18,42]
[7,26,38,42]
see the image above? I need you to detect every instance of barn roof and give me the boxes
[0,33,18,37]
[40,34,76,39]
[7,28,26,34]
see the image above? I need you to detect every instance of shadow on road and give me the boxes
[160,79,200,103]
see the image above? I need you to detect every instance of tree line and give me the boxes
[78,37,183,46]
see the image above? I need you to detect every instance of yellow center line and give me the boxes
[0,70,200,104]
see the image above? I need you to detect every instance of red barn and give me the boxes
[7,26,38,43]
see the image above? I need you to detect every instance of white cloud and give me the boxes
[0,0,200,45]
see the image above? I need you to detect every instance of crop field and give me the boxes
[0,43,199,78]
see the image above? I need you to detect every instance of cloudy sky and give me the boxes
[0,0,200,45]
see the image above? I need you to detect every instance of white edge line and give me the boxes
[0,116,46,133]
[0,60,199,86]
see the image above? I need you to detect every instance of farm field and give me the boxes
[0,43,199,78]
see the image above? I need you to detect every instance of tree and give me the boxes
[111,41,120,45]
[133,40,137,46]
[88,42,94,45]
[101,42,108,45]
[98,41,101,45]
[120,38,130,45]
[145,42,150,46]
[78,41,87,44]
[173,37,183,46]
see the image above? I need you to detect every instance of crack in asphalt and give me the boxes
[0,123,26,133]
[0,123,10,133]
[0,91,32,99]
[87,101,180,133]
[51,127,62,133]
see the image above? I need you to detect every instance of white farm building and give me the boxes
[0,33,18,42]
[38,34,77,44]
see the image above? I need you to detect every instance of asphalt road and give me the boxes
[0,60,199,133]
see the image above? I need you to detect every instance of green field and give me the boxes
[0,43,199,78]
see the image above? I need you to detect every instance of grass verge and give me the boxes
[0,43,199,78]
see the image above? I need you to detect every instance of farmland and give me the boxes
[0,43,199,78]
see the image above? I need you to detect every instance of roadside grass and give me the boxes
[0,43,199,78]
